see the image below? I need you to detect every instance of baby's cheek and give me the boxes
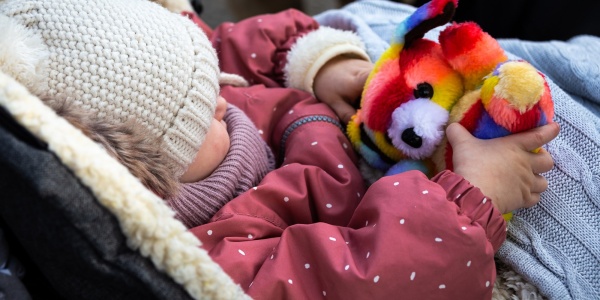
[180,120,231,183]
[211,119,231,159]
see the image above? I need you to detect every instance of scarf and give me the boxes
[167,104,275,228]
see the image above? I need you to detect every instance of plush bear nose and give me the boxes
[401,127,422,148]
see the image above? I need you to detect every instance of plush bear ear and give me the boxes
[0,14,49,95]
[393,0,457,48]
[363,0,459,111]
[361,0,458,118]
[438,22,507,90]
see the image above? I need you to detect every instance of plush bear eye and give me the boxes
[414,83,434,99]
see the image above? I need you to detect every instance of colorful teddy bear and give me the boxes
[347,0,554,187]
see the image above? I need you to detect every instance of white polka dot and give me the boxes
[273,107,277,111]
[344,265,350,271]
[311,141,318,146]
[343,143,348,149]
[250,53,257,59]
[305,263,310,269]
[486,281,490,287]
[467,260,472,267]
[338,164,344,169]
[253,186,258,190]
[326,203,333,208]
[456,194,461,199]
[483,197,487,204]
[284,197,290,202]
[288,279,293,284]
[271,254,274,260]
[400,219,405,225]
[323,291,327,296]
[365,220,369,227]
[257,18,263,22]
[345,241,349,245]
[373,275,380,283]
[372,223,377,228]
[394,182,400,186]
[238,249,246,256]
[439,284,446,289]
[249,281,253,288]
[329,237,337,242]
[288,110,294,114]
[207,230,213,235]
[410,272,416,281]
[435,238,443,242]
[248,234,253,239]
[462,226,467,231]
[422,190,429,195]
[366,252,370,259]
[357,192,361,197]
[227,28,233,32]
[258,129,264,135]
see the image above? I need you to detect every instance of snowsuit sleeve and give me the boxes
[210,9,369,92]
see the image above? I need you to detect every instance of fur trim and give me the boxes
[150,0,193,13]
[493,259,543,300]
[0,14,49,96]
[284,26,370,94]
[46,99,180,199]
[0,70,249,300]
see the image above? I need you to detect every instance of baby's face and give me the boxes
[180,96,230,183]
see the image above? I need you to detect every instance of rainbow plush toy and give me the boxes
[347,0,554,188]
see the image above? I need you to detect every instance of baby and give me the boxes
[0,0,558,298]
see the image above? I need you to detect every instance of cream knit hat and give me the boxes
[0,0,220,178]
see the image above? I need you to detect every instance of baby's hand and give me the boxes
[446,122,560,214]
[313,56,373,123]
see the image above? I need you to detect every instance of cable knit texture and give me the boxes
[168,105,275,228]
[316,1,600,299]
[496,37,600,300]
[0,0,220,178]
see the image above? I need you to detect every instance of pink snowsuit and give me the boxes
[189,9,506,300]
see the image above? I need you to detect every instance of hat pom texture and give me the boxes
[0,13,49,95]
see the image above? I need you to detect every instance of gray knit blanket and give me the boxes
[316,1,600,299]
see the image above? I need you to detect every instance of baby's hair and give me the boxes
[46,99,180,198]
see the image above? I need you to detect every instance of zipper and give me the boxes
[279,115,343,164]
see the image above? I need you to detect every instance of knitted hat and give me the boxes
[0,0,220,178]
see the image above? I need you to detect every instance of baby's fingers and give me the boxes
[329,99,356,124]
[529,148,555,174]
[523,175,547,210]
[531,174,549,194]
[518,122,560,152]
[525,193,542,208]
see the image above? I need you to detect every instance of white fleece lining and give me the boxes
[285,26,370,94]
[0,71,250,300]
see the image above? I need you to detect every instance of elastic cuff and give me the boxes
[284,26,370,94]
[432,170,507,251]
